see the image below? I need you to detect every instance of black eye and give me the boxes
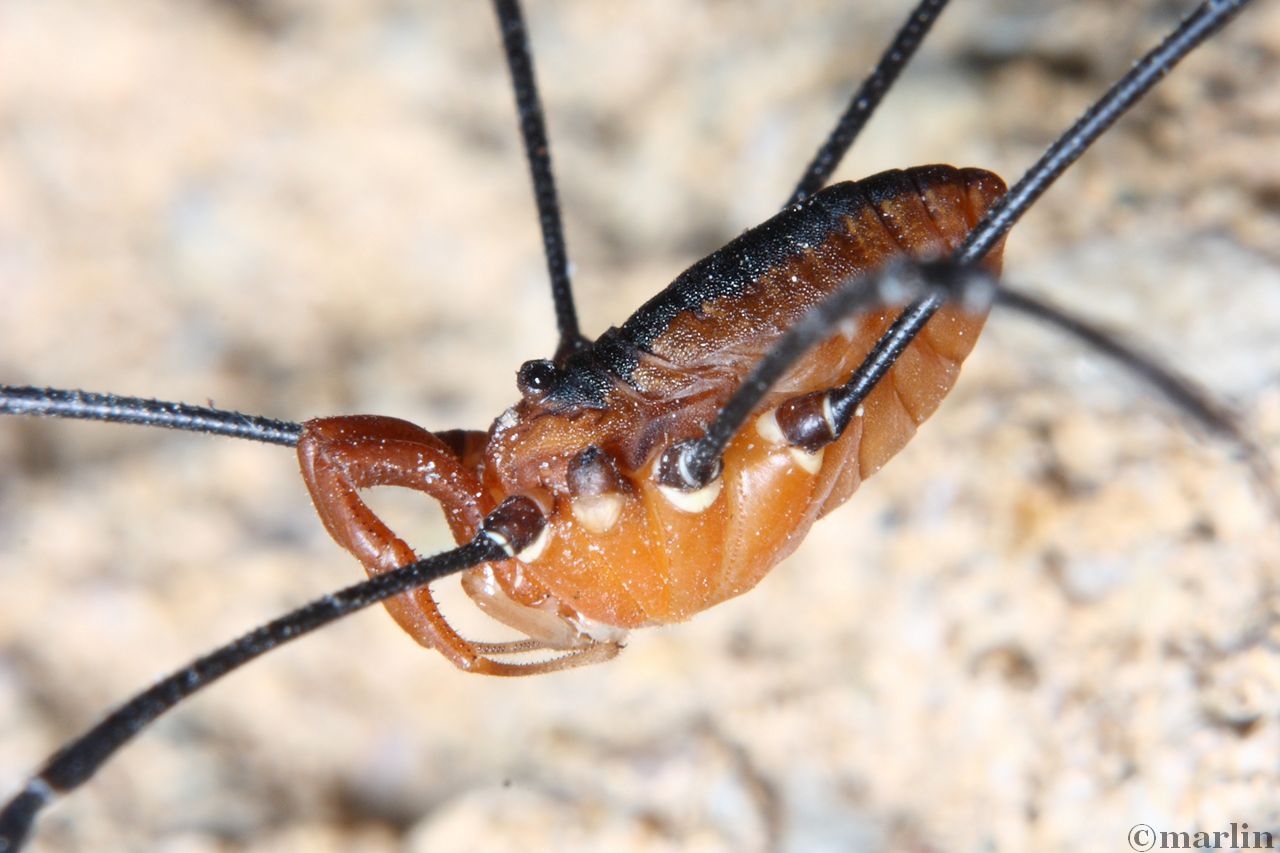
[516,359,559,396]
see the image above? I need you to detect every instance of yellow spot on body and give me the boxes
[657,478,723,514]
[516,524,551,562]
[570,493,624,534]
[755,409,784,443]
[788,446,824,474]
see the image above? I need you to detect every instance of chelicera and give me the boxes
[1,0,1273,848]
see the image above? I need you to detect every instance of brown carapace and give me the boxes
[297,164,1008,675]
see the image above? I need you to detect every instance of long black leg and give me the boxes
[0,386,301,446]
[830,0,1254,433]
[658,258,1277,511]
[997,287,1280,512]
[996,288,1246,447]
[491,0,584,360]
[0,494,555,851]
[0,540,498,851]
[787,0,952,207]
[659,0,1256,489]
[656,259,994,487]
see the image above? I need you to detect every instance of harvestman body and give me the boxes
[298,165,1008,674]
[0,0,1270,847]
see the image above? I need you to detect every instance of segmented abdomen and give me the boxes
[620,166,1005,386]
[517,166,1007,627]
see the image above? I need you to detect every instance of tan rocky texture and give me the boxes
[2,1,1279,850]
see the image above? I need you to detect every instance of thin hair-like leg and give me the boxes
[0,539,503,850]
[835,0,1254,434]
[659,0,1258,490]
[997,288,1280,515]
[494,0,954,351]
[787,0,952,206]
[655,259,994,487]
[491,0,583,360]
[0,385,301,446]
[0,512,551,851]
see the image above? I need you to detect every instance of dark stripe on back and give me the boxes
[546,167,955,409]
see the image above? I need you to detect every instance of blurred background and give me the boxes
[2,0,1279,849]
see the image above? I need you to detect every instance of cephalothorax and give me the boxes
[0,0,1266,847]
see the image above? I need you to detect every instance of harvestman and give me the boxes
[0,0,1274,847]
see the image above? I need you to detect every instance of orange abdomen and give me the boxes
[515,166,1007,626]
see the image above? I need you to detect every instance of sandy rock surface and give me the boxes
[2,1,1279,851]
